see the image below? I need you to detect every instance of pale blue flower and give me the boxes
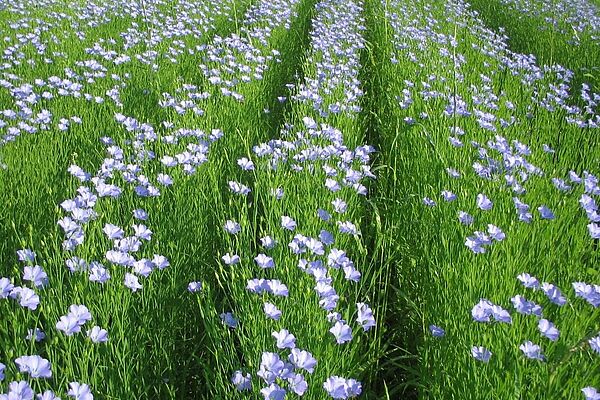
[67,382,93,400]
[5,381,34,400]
[224,220,241,234]
[519,341,545,361]
[589,334,600,354]
[471,346,492,362]
[87,326,108,343]
[323,376,361,399]
[281,216,296,231]
[289,349,317,373]
[511,295,543,316]
[458,211,474,225]
[272,329,296,349]
[260,383,286,400]
[258,353,284,384]
[538,319,560,341]
[476,193,493,210]
[56,314,81,335]
[429,325,445,337]
[255,254,275,269]
[231,371,251,391]
[37,390,60,400]
[356,303,375,331]
[220,312,237,328]
[260,236,277,249]
[264,303,281,320]
[582,387,600,400]
[17,249,36,263]
[541,283,567,306]
[330,322,352,344]
[187,282,202,293]
[124,273,142,292]
[517,273,540,290]
[26,328,45,342]
[0,278,14,298]
[23,266,48,288]
[287,373,308,395]
[102,224,125,240]
[538,205,555,220]
[15,355,52,378]
[237,157,255,171]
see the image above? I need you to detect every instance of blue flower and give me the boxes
[228,181,251,196]
[17,249,36,263]
[589,334,600,354]
[231,371,252,391]
[319,230,335,245]
[476,193,493,210]
[287,373,308,396]
[258,353,284,384]
[429,325,445,337]
[255,254,275,269]
[517,273,540,290]
[572,282,600,307]
[5,381,34,400]
[187,281,202,293]
[582,387,600,400]
[330,322,353,344]
[458,211,474,225]
[0,278,14,298]
[281,216,296,231]
[538,319,560,341]
[37,390,60,400]
[537,205,555,220]
[541,283,567,306]
[441,190,456,202]
[511,295,543,316]
[67,382,93,400]
[519,341,545,361]
[332,198,348,213]
[132,208,148,220]
[356,303,375,331]
[317,208,332,221]
[588,223,600,239]
[323,376,361,399]
[87,326,109,343]
[26,328,45,342]
[264,303,282,320]
[15,355,52,378]
[23,265,48,288]
[12,287,40,310]
[237,157,255,171]
[260,236,277,249]
[260,383,286,400]
[471,346,492,362]
[272,329,296,349]
[56,314,81,335]
[220,312,237,328]
[289,349,317,373]
[132,224,152,241]
[487,225,505,241]
[423,197,436,207]
[472,299,493,322]
[124,273,142,292]
[224,220,241,234]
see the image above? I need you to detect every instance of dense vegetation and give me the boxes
[0,0,598,398]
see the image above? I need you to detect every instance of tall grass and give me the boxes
[370,0,600,397]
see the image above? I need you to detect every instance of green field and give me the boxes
[0,0,599,398]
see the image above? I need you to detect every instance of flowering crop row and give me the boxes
[368,0,600,397]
